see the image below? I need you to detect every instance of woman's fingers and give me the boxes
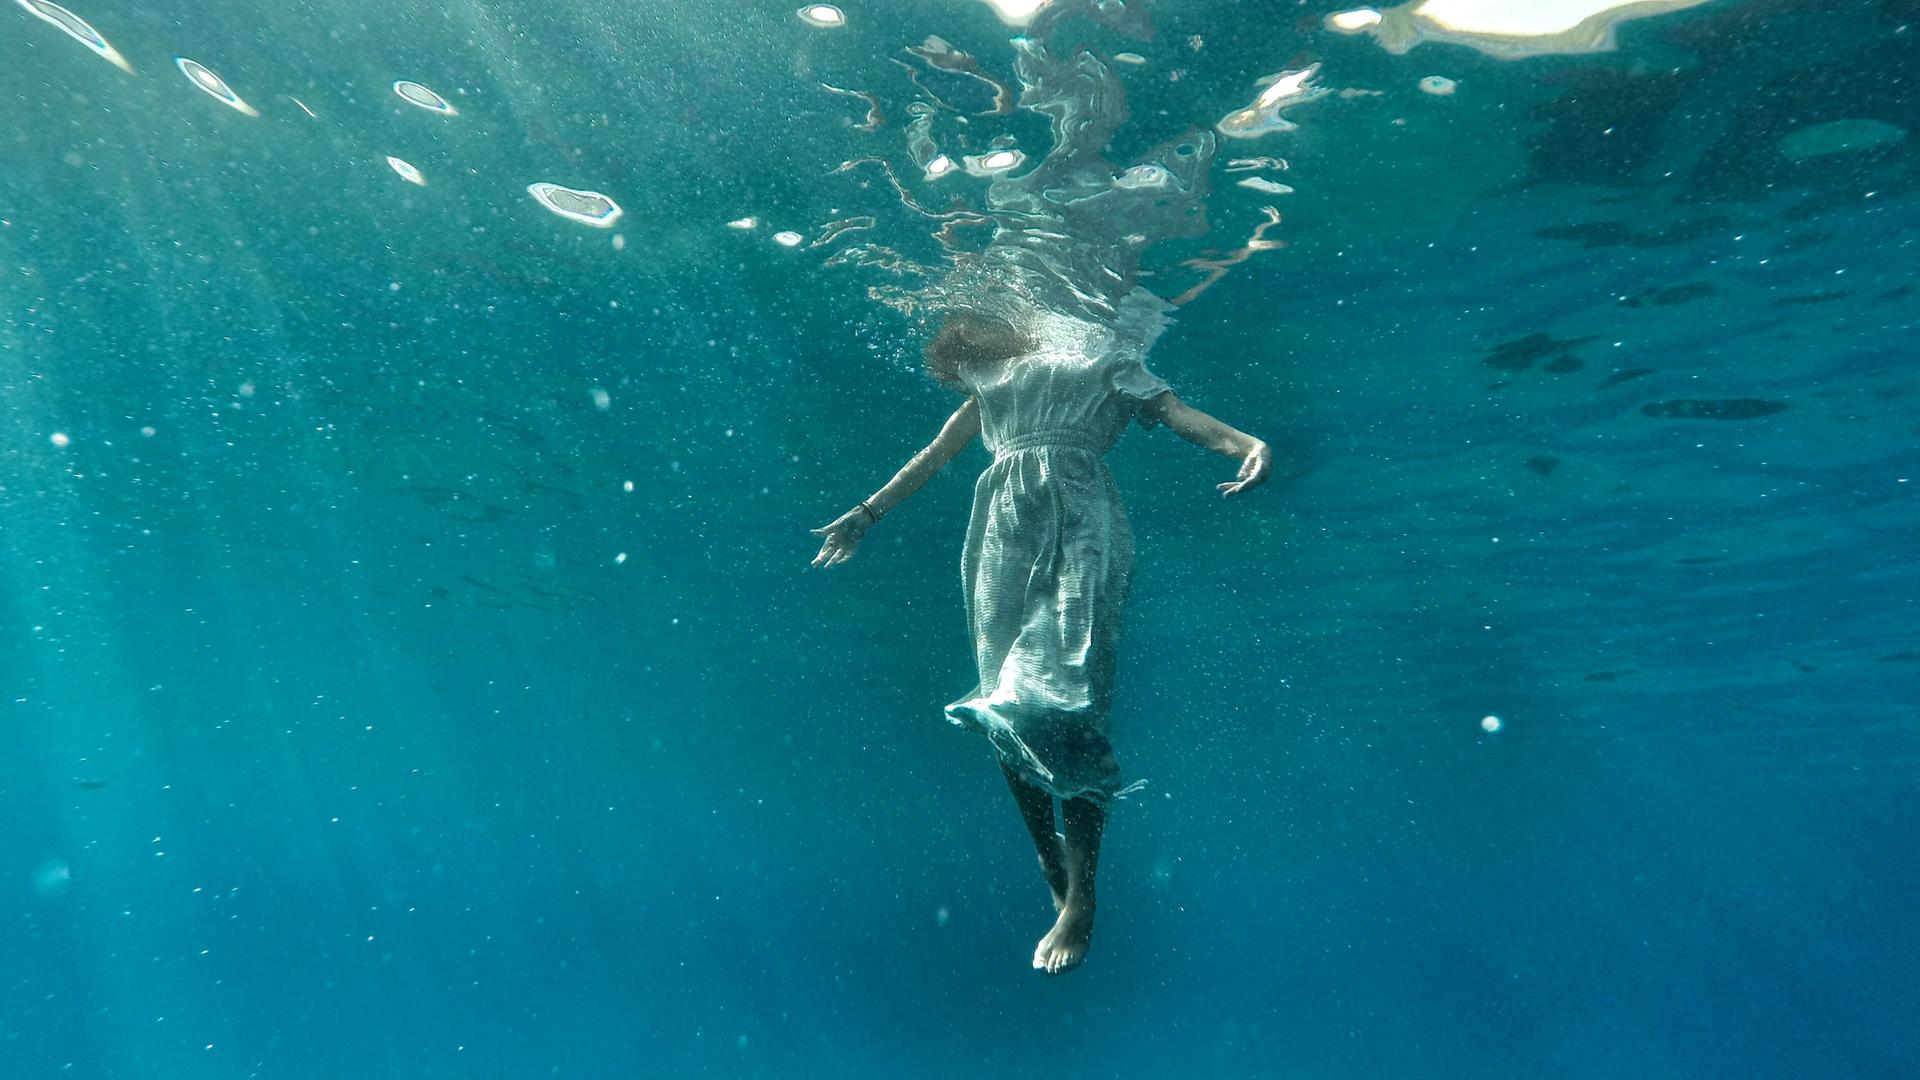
[811,508,876,566]
[1227,448,1271,496]
[810,518,864,568]
[1220,456,1270,496]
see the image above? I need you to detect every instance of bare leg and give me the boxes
[1034,795,1104,974]
[1000,760,1070,912]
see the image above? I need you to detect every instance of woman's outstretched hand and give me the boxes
[1218,439,1271,497]
[810,507,873,568]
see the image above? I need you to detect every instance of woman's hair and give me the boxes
[924,309,1031,390]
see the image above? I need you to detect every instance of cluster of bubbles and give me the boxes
[17,0,623,230]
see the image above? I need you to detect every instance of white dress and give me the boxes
[944,288,1174,804]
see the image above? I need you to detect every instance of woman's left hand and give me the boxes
[810,507,874,568]
[1218,439,1271,497]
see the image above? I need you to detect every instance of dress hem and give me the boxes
[943,700,1148,806]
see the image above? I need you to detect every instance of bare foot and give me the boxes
[1037,832,1070,913]
[1032,901,1094,975]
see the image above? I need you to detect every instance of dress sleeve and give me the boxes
[1110,353,1174,428]
[1108,285,1176,427]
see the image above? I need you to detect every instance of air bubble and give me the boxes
[386,157,427,186]
[17,1,133,74]
[175,57,259,117]
[393,80,457,115]
[796,4,845,27]
[527,183,624,228]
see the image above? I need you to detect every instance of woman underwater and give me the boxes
[810,9,1271,974]
[811,292,1269,974]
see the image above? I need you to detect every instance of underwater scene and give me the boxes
[4,0,1917,1075]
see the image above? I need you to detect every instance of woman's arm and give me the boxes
[1142,391,1272,497]
[810,398,981,568]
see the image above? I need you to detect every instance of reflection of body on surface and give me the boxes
[811,16,1273,974]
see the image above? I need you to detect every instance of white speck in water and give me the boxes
[175,57,258,116]
[590,386,611,411]
[727,216,759,230]
[18,1,134,73]
[615,552,627,565]
[392,80,457,115]
[49,431,70,448]
[612,233,627,251]
[386,156,427,186]
[1236,176,1294,195]
[1419,75,1458,96]
[772,231,803,247]
[797,4,845,28]
[623,480,635,492]
[935,906,951,926]
[527,182,623,228]
[1481,715,1502,733]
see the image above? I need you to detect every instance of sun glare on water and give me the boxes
[979,0,1051,28]
[1415,0,1702,37]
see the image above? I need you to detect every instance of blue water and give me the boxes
[4,0,1918,1076]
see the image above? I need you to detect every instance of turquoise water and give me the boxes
[4,0,1918,1076]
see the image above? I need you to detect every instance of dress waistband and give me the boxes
[991,428,1106,459]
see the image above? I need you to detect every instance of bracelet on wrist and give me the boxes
[857,500,883,524]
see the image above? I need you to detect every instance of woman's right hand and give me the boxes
[810,507,874,568]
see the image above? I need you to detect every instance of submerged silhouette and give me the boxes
[811,1,1270,975]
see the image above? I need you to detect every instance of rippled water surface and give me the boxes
[4,1,1917,1076]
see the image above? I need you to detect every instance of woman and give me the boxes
[811,286,1270,974]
